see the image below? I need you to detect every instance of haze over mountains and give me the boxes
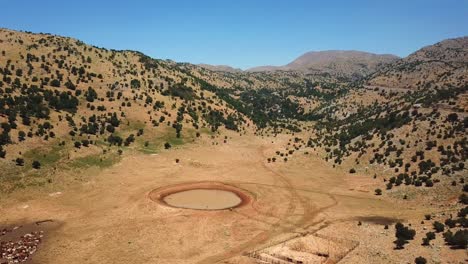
[197,64,242,73]
[246,50,399,80]
[200,50,399,80]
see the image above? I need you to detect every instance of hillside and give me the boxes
[368,36,468,89]
[248,50,399,80]
[0,28,259,191]
[0,28,347,191]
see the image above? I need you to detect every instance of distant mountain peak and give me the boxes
[247,50,399,80]
[198,64,242,73]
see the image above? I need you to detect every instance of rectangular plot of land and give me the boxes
[247,233,358,264]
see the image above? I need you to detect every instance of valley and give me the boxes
[0,28,466,264]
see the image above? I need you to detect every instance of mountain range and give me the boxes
[246,50,399,80]
[200,37,468,88]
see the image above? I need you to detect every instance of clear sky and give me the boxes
[1,0,467,69]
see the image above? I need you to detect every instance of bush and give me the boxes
[130,79,141,89]
[32,160,41,169]
[394,237,407,249]
[386,182,393,190]
[349,168,356,173]
[85,87,98,102]
[459,194,468,204]
[164,142,171,149]
[414,256,427,264]
[422,237,430,246]
[107,134,123,146]
[15,158,24,166]
[433,221,445,233]
[445,218,456,228]
[81,140,90,147]
[394,222,415,249]
[459,217,468,228]
[426,231,436,240]
[50,79,61,87]
[425,179,434,187]
[65,80,76,90]
[444,230,468,249]
[375,188,382,195]
[106,124,115,133]
[124,134,135,146]
[447,113,459,123]
[458,206,468,217]
[18,131,26,141]
[395,222,416,240]
[0,147,6,158]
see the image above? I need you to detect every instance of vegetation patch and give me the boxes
[69,153,120,169]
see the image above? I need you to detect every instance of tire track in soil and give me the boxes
[229,181,382,202]
[195,144,339,264]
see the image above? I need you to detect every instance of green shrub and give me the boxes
[32,160,41,169]
[433,221,445,232]
[415,256,427,264]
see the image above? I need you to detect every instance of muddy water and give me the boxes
[163,189,242,210]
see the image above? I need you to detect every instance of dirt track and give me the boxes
[0,133,457,264]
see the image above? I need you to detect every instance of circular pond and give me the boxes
[163,189,242,210]
[149,182,252,210]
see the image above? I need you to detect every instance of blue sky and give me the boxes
[1,0,467,69]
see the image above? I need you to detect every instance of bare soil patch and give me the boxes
[355,216,401,225]
[0,134,451,264]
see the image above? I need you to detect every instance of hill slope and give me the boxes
[367,36,468,89]
[0,28,266,191]
[0,28,344,192]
